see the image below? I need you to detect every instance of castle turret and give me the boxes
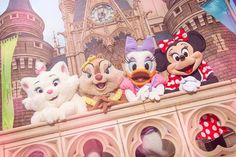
[163,0,236,81]
[0,0,54,129]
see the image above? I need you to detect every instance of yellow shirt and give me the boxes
[82,89,123,107]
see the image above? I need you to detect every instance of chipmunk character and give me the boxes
[79,55,126,113]
[155,28,218,93]
[155,29,230,152]
[121,36,169,157]
[21,61,87,124]
[120,36,166,102]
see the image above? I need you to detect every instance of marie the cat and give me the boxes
[21,61,87,124]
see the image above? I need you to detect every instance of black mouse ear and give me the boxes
[154,49,168,72]
[187,31,206,52]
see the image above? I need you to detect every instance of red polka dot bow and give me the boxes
[158,28,189,53]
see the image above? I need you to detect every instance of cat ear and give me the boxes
[51,61,69,74]
[21,77,35,92]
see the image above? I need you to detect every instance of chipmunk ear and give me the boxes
[155,49,169,72]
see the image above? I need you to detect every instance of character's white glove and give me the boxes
[179,76,201,93]
[125,89,140,102]
[148,84,164,101]
[22,98,32,110]
[125,85,150,102]
[41,107,60,124]
[137,85,150,101]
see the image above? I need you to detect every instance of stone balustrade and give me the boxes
[1,79,236,157]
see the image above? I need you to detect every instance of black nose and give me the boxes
[179,55,185,61]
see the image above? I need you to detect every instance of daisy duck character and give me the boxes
[155,28,232,151]
[121,36,169,157]
[120,36,166,102]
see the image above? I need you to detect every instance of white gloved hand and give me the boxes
[179,76,201,93]
[125,89,140,102]
[22,98,32,110]
[137,85,150,101]
[148,84,164,101]
[41,107,60,124]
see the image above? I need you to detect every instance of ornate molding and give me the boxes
[0,80,236,156]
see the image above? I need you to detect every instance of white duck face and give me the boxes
[124,50,157,87]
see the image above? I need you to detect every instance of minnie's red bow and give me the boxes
[158,28,189,53]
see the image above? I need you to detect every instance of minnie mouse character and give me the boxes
[155,29,232,151]
[155,28,218,93]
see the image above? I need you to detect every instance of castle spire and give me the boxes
[0,0,45,39]
[4,0,35,14]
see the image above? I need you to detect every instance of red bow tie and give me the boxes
[158,28,189,53]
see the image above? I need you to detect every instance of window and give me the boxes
[173,6,183,17]
[212,33,229,52]
[10,13,18,19]
[151,24,161,33]
[196,0,206,3]
[34,41,42,48]
[27,14,35,21]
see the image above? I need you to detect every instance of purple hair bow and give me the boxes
[125,36,155,54]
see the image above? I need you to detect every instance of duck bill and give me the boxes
[127,68,157,87]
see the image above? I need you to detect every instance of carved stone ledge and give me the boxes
[0,79,236,157]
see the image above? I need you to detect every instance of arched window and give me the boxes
[111,32,131,69]
[84,38,109,59]
[28,151,46,157]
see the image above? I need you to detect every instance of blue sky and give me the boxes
[0,0,65,46]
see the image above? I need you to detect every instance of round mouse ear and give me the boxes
[155,49,169,72]
[187,31,206,52]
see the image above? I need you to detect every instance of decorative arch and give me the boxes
[67,131,121,157]
[12,144,58,157]
[110,27,135,38]
[82,33,107,50]
[108,29,135,69]
[82,34,109,59]
[125,117,183,157]
[186,104,236,156]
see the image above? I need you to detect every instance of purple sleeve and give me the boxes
[151,74,167,88]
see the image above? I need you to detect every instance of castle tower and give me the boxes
[59,0,167,74]
[0,0,54,128]
[163,0,236,81]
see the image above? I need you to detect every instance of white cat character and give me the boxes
[21,61,87,124]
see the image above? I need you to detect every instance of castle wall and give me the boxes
[164,0,236,81]
[0,0,54,130]
[0,80,236,156]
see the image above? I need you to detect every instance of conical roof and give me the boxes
[3,0,35,14]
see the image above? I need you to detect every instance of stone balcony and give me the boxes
[1,79,236,157]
